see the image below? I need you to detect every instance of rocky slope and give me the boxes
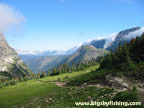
[65,45,109,65]
[0,33,32,79]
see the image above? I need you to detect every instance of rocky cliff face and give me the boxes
[0,33,31,79]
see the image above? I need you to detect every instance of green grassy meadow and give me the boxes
[0,65,142,108]
[0,66,114,108]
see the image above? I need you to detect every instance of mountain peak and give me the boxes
[79,45,97,52]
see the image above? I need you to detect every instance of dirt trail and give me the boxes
[37,80,66,87]
[55,82,66,87]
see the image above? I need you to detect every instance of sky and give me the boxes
[0,0,144,52]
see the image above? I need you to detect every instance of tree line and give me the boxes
[99,33,144,80]
[50,57,98,76]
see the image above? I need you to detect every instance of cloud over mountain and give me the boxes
[0,3,24,32]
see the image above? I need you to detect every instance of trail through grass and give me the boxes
[0,65,141,108]
[0,66,102,108]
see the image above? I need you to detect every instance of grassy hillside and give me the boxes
[41,65,99,82]
[0,66,115,108]
[0,65,143,108]
[0,80,114,108]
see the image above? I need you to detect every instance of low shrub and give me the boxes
[113,87,138,102]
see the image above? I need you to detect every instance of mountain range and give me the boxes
[19,27,144,73]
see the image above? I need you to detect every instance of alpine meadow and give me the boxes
[0,0,144,108]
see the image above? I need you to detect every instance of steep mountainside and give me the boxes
[0,33,32,79]
[20,55,68,73]
[88,27,144,50]
[106,27,141,50]
[66,45,109,65]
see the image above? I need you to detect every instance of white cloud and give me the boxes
[123,27,144,40]
[103,33,118,49]
[81,27,144,49]
[16,48,46,55]
[0,3,24,32]
[82,32,118,49]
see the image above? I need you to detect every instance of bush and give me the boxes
[9,80,17,85]
[0,83,4,88]
[40,72,47,78]
[113,87,138,102]
[63,76,69,80]
[50,71,60,76]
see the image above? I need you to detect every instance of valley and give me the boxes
[0,27,144,108]
[0,1,144,107]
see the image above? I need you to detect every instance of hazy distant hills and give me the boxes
[19,27,144,73]
[0,33,31,79]
[20,45,107,73]
[20,55,69,73]
[19,47,78,73]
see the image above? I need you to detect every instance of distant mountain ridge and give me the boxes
[20,55,68,73]
[19,27,144,73]
[88,27,144,50]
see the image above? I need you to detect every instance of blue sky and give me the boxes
[1,0,144,51]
